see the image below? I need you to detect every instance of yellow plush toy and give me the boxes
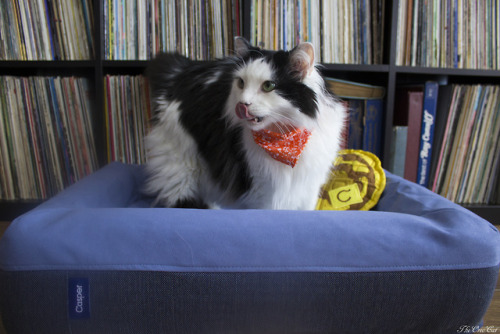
[316,149,386,211]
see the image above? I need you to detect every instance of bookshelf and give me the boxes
[1,0,499,223]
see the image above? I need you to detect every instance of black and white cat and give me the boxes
[145,37,346,209]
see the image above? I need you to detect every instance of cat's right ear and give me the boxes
[289,42,315,80]
[234,37,252,57]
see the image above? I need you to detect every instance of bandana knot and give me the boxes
[252,128,312,167]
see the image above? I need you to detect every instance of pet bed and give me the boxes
[1,162,499,334]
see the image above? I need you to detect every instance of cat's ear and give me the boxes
[289,42,315,80]
[234,37,252,57]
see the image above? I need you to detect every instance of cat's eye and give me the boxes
[262,81,276,92]
[237,77,244,89]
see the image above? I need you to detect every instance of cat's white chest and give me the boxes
[239,98,344,210]
[241,129,336,210]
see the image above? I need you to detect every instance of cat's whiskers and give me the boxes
[273,122,288,135]
[267,113,297,134]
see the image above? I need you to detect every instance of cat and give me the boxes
[144,37,346,210]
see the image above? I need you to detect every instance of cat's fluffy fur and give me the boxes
[145,38,346,209]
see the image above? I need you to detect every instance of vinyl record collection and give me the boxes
[250,0,386,64]
[0,76,98,200]
[431,85,500,204]
[0,0,94,60]
[396,0,500,69]
[104,75,152,164]
[104,0,242,60]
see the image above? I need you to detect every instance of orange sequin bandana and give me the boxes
[252,128,312,167]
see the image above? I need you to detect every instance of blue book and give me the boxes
[347,100,363,150]
[417,81,439,187]
[362,98,384,158]
[389,126,408,178]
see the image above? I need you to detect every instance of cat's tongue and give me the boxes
[235,103,253,120]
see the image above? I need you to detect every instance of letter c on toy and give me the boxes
[337,189,351,203]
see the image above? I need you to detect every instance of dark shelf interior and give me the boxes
[466,206,500,226]
[0,201,41,222]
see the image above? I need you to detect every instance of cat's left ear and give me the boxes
[289,42,315,80]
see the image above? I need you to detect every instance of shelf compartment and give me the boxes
[0,201,41,221]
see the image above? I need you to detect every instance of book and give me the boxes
[389,126,408,178]
[325,77,386,100]
[394,86,424,183]
[416,81,439,187]
[362,98,384,157]
[347,100,364,150]
[326,77,386,157]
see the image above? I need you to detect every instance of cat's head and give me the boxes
[228,37,320,133]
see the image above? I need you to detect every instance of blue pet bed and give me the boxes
[1,162,499,333]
